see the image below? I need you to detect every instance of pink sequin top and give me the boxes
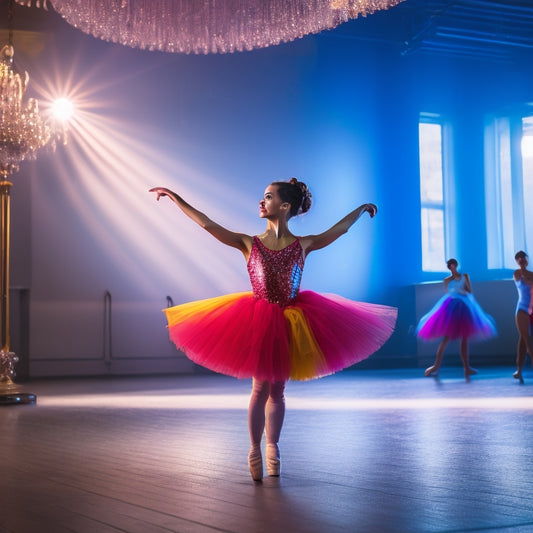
[247,236,304,307]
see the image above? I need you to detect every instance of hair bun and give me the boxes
[292,178,312,215]
[272,177,312,217]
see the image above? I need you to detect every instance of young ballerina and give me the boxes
[150,178,397,481]
[513,250,533,383]
[416,258,497,380]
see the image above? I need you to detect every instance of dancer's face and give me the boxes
[516,255,529,268]
[447,262,458,273]
[259,185,289,219]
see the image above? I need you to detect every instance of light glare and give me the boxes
[38,393,533,411]
[51,97,74,122]
[521,135,533,158]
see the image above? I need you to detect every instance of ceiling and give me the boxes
[1,0,533,62]
[336,0,533,62]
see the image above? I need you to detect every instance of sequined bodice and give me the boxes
[247,236,304,307]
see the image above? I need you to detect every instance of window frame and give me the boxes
[485,108,533,270]
[419,113,455,274]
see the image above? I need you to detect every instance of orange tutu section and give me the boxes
[284,307,328,380]
[165,290,397,382]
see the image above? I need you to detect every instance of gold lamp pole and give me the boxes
[0,171,32,403]
[0,176,14,364]
[0,1,54,404]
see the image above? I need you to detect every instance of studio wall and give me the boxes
[7,13,533,377]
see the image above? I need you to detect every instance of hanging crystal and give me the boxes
[17,0,404,55]
[0,44,51,178]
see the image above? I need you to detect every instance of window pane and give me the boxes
[498,118,515,268]
[419,123,443,204]
[421,207,445,272]
[522,116,533,256]
[486,115,533,270]
[486,117,515,269]
[419,119,446,272]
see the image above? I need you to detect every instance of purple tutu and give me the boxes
[416,293,497,341]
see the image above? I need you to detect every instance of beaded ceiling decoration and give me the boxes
[16,0,404,54]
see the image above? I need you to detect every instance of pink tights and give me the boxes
[248,378,286,446]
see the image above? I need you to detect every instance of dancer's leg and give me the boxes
[248,378,269,445]
[247,378,269,480]
[515,311,532,382]
[425,336,449,376]
[265,381,285,476]
[265,381,286,445]
[460,337,477,379]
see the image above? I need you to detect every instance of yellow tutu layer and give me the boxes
[284,307,327,380]
[165,292,251,324]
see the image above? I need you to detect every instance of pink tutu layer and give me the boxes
[165,290,397,382]
[416,293,497,341]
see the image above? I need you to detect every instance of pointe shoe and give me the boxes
[513,370,524,384]
[424,366,439,377]
[266,443,280,476]
[248,446,263,481]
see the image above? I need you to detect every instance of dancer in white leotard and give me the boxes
[513,251,533,383]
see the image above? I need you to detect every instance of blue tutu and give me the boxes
[417,292,497,341]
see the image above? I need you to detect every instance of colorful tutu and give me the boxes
[165,290,397,382]
[416,293,497,341]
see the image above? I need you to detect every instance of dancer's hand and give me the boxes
[149,187,172,201]
[365,203,377,217]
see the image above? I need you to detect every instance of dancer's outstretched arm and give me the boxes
[300,203,377,254]
[150,187,252,254]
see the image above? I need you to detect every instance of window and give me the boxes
[419,117,452,272]
[485,112,533,269]
[521,116,533,253]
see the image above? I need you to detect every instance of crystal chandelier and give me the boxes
[0,40,44,401]
[0,44,50,178]
[0,0,57,403]
[18,0,404,54]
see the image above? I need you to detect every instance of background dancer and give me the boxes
[513,251,533,383]
[416,258,496,380]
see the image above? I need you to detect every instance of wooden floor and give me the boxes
[2,367,533,533]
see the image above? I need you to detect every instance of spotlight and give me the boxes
[50,97,74,123]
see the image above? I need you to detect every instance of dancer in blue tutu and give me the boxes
[513,250,533,383]
[416,258,497,380]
